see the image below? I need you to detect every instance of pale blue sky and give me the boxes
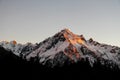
[0,0,120,46]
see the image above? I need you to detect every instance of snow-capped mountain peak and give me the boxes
[24,29,98,66]
[0,28,120,68]
[62,28,86,45]
[26,29,120,68]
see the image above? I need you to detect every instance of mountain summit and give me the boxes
[0,28,120,69]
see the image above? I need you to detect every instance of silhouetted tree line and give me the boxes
[0,46,120,79]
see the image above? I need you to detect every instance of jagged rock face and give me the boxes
[25,29,87,66]
[0,28,120,69]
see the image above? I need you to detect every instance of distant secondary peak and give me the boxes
[3,41,9,44]
[10,40,17,45]
[0,40,17,45]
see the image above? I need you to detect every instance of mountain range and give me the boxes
[0,28,120,72]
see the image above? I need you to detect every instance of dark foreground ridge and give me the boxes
[0,47,120,79]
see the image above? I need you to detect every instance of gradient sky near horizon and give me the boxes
[0,0,120,46]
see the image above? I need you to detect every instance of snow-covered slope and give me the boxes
[0,41,23,56]
[0,29,120,68]
[0,41,37,56]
